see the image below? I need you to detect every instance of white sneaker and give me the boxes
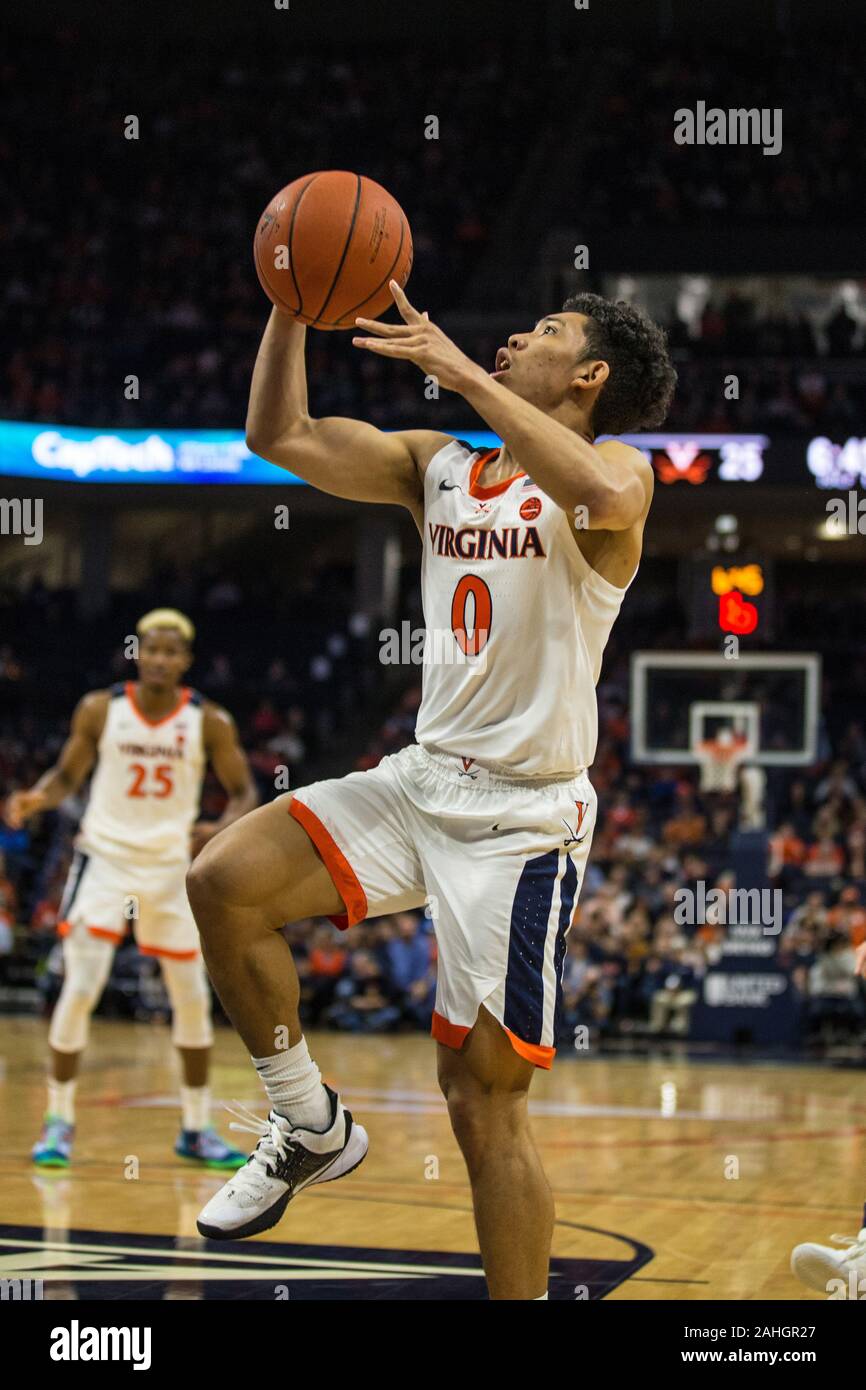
[790,1228,866,1298]
[196,1085,368,1241]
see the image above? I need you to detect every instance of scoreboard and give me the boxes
[685,558,775,642]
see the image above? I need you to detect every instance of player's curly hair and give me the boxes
[561,292,677,436]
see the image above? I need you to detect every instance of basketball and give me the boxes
[253,170,413,330]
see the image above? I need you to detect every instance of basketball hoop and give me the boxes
[695,731,750,793]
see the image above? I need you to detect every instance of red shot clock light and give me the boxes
[713,564,763,635]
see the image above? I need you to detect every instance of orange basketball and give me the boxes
[253,170,413,330]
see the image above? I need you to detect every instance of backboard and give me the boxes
[630,652,821,767]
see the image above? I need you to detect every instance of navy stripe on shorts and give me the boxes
[503,849,560,1046]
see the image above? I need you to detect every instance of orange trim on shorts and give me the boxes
[468,449,527,499]
[431,1010,471,1050]
[125,682,191,728]
[57,919,125,945]
[138,944,200,961]
[503,1027,555,1071]
[431,1009,555,1070]
[288,797,368,930]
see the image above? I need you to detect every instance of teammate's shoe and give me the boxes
[32,1116,74,1168]
[790,1228,866,1298]
[195,1085,368,1240]
[174,1127,248,1170]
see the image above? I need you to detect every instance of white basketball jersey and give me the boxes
[78,683,206,864]
[414,439,634,778]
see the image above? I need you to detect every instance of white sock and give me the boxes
[534,1292,549,1300]
[47,1077,76,1124]
[180,1085,211,1132]
[252,1038,332,1132]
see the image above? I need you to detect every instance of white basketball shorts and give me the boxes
[58,848,200,959]
[289,743,596,1068]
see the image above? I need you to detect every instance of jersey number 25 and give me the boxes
[127,763,174,798]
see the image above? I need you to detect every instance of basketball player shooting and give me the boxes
[5,611,258,1170]
[186,276,676,1301]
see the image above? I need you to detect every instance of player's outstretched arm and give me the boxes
[190,704,259,858]
[354,282,652,531]
[3,691,107,827]
[245,308,449,518]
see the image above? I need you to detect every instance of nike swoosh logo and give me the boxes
[439,481,461,491]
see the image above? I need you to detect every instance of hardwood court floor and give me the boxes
[1,1015,863,1299]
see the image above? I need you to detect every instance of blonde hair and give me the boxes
[136,608,195,644]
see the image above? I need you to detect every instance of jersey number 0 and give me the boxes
[450,575,492,656]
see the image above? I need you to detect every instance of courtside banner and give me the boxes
[0,422,299,485]
[0,421,829,487]
[0,423,497,484]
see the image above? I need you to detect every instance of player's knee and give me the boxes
[49,939,114,1053]
[160,956,214,1049]
[442,1085,485,1163]
[186,843,236,923]
[441,1076,528,1170]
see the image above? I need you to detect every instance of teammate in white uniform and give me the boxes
[188,283,676,1299]
[6,610,257,1169]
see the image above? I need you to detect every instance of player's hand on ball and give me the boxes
[4,789,47,828]
[854,942,866,980]
[352,281,483,393]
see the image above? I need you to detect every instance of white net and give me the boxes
[695,730,750,792]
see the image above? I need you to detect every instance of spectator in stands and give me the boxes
[250,700,281,741]
[826,887,866,948]
[846,811,866,881]
[807,933,864,1039]
[377,912,437,1029]
[646,951,700,1036]
[0,888,14,963]
[803,831,846,879]
[0,647,23,682]
[825,304,858,356]
[769,821,808,883]
[611,807,654,863]
[784,780,815,839]
[662,786,707,849]
[202,652,234,690]
[0,851,17,920]
[559,946,613,1043]
[815,760,860,808]
[302,923,348,1023]
[204,578,242,610]
[266,708,307,773]
[324,949,401,1034]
